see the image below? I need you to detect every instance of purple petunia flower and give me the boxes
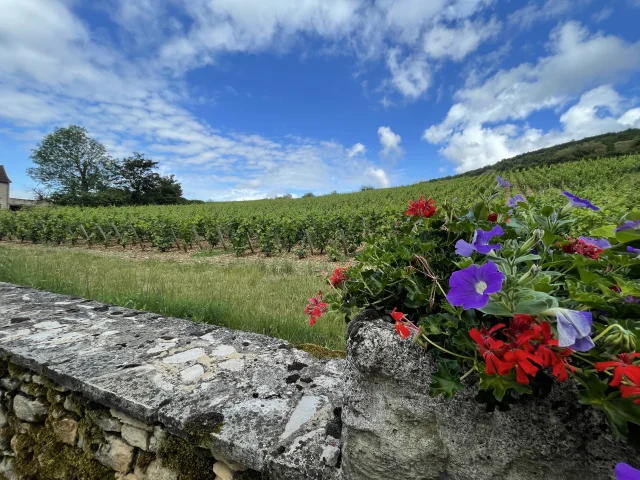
[446,261,505,310]
[561,191,599,211]
[455,225,504,257]
[508,194,526,208]
[578,236,611,249]
[544,308,594,352]
[496,176,511,187]
[616,220,640,232]
[628,246,640,256]
[615,463,640,480]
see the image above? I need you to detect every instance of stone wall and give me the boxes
[0,283,344,480]
[0,184,8,210]
[1,283,639,480]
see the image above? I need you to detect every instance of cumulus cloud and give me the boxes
[347,143,367,157]
[386,49,431,99]
[378,126,404,158]
[424,22,640,172]
[423,17,501,61]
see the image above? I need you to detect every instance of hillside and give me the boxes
[462,128,640,176]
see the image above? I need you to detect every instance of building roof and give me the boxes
[0,165,11,184]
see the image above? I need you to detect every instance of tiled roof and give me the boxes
[0,165,11,184]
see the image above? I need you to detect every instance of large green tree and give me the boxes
[116,152,184,205]
[28,125,117,196]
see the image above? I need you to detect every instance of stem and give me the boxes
[592,324,625,343]
[421,334,474,360]
[459,366,477,381]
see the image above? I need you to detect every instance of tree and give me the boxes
[360,185,375,191]
[28,125,117,196]
[302,192,315,198]
[116,153,184,205]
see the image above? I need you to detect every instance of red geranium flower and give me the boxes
[595,353,640,387]
[469,326,514,376]
[405,196,436,218]
[329,268,347,287]
[561,238,604,260]
[503,347,542,385]
[390,308,418,339]
[304,291,327,326]
[535,322,574,381]
[487,212,498,222]
[620,368,640,404]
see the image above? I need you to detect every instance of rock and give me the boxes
[19,382,47,398]
[0,405,8,427]
[1,378,19,391]
[53,418,78,446]
[95,435,135,473]
[88,410,122,432]
[13,394,47,423]
[320,445,340,467]
[341,317,640,480]
[148,426,167,453]
[110,409,153,432]
[121,423,150,450]
[212,461,234,480]
[142,459,178,480]
[0,457,18,480]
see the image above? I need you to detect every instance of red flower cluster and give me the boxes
[487,212,498,222]
[561,238,604,260]
[304,291,327,326]
[405,196,436,218]
[391,308,419,339]
[329,268,347,288]
[595,353,640,404]
[470,315,575,385]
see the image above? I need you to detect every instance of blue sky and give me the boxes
[1,0,640,201]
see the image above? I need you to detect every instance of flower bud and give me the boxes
[517,229,543,256]
[602,327,637,352]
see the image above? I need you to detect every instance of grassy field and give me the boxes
[0,244,347,351]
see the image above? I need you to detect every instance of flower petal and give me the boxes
[455,240,476,257]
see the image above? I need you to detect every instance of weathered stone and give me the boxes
[88,409,122,432]
[19,382,47,398]
[341,316,640,480]
[0,457,17,480]
[121,423,150,450]
[320,445,340,467]
[13,394,47,422]
[148,425,167,452]
[95,434,135,473]
[213,461,234,480]
[0,405,7,427]
[110,409,153,432]
[141,459,178,480]
[53,417,78,446]
[63,394,84,415]
[1,378,19,391]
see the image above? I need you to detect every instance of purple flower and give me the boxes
[578,236,611,249]
[615,463,640,480]
[545,308,594,352]
[496,176,511,188]
[561,191,599,211]
[616,220,640,232]
[508,194,526,208]
[455,225,504,257]
[446,261,505,310]
[625,296,640,304]
[628,246,640,256]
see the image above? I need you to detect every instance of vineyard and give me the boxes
[1,155,640,258]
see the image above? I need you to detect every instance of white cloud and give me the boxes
[423,17,501,61]
[378,126,404,158]
[348,143,367,157]
[364,167,390,188]
[386,49,431,99]
[507,0,574,30]
[592,7,613,23]
[424,22,640,171]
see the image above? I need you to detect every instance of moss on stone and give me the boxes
[77,416,104,454]
[12,423,113,480]
[63,392,86,416]
[296,343,347,359]
[157,432,215,480]
[136,449,156,471]
[20,383,48,398]
[7,362,29,379]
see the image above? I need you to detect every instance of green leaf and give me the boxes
[542,230,556,248]
[513,290,558,314]
[540,206,554,217]
[616,228,640,244]
[478,371,531,402]
[575,373,640,439]
[478,298,513,316]
[430,363,464,400]
[578,267,600,285]
[513,253,541,264]
[589,224,617,239]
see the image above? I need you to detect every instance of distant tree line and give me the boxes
[27,125,189,206]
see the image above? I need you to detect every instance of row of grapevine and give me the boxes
[1,155,638,255]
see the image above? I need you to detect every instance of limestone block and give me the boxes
[320,445,341,467]
[88,409,122,432]
[148,425,167,452]
[121,423,150,450]
[13,394,47,422]
[110,409,153,432]
[1,378,19,391]
[212,461,234,480]
[53,418,78,446]
[95,435,135,473]
[141,459,178,480]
